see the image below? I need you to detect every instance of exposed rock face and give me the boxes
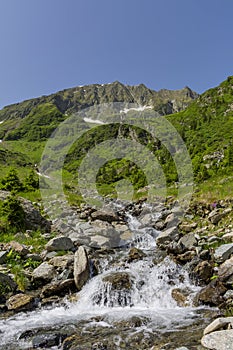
[6,294,35,312]
[45,236,74,252]
[73,246,90,290]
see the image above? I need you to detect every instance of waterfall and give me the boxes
[0,203,207,349]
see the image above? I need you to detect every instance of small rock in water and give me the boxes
[32,333,63,348]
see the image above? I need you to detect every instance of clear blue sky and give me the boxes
[0,0,232,109]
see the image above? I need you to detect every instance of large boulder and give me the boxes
[204,317,233,335]
[103,272,132,290]
[178,233,197,250]
[73,246,90,290]
[201,329,233,350]
[41,279,76,297]
[45,236,74,252]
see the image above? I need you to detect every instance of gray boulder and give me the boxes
[74,246,90,290]
[201,329,233,349]
[45,236,74,252]
[214,243,233,262]
[32,262,56,282]
[178,233,197,250]
[156,226,179,246]
[204,317,233,335]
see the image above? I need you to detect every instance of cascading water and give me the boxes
[0,204,212,349]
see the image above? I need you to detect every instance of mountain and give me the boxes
[0,77,232,202]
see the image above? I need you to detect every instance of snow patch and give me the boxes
[83,117,105,125]
[120,105,153,114]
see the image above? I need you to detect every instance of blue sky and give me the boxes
[0,0,232,109]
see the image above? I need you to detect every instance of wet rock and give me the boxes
[0,251,8,264]
[41,279,76,297]
[203,317,233,335]
[32,262,56,282]
[156,226,179,246]
[214,243,233,262]
[91,209,119,223]
[32,332,64,348]
[45,236,74,252]
[201,329,233,349]
[171,288,191,307]
[103,272,132,290]
[127,247,146,262]
[6,293,35,312]
[74,246,90,290]
[196,279,227,306]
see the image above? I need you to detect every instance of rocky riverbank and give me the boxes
[1,193,233,349]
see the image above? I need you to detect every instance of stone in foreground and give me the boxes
[73,246,90,290]
[201,329,233,350]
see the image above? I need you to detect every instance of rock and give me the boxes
[6,293,35,312]
[127,247,146,262]
[214,243,233,262]
[32,333,64,349]
[224,290,233,300]
[193,261,213,283]
[196,279,227,306]
[179,233,197,250]
[218,256,233,282]
[222,231,233,242]
[49,255,74,270]
[0,191,51,231]
[164,213,181,228]
[179,222,197,233]
[0,272,17,292]
[26,253,42,262]
[91,209,119,223]
[32,262,56,282]
[203,317,233,335]
[41,279,76,297]
[7,241,29,256]
[171,288,190,307]
[45,236,74,252]
[0,251,8,264]
[103,272,132,290]
[175,250,196,263]
[201,329,233,350]
[156,226,179,246]
[73,246,90,290]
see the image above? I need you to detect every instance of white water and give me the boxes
[0,206,204,349]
